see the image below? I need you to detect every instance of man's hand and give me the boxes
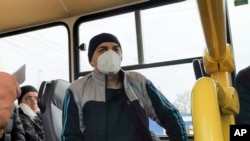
[0,72,21,130]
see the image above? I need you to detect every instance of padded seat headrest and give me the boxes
[51,79,70,109]
[38,79,70,113]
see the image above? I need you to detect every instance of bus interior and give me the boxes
[1,0,250,140]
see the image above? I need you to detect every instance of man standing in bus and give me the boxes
[62,33,188,141]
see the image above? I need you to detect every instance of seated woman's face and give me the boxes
[22,92,39,112]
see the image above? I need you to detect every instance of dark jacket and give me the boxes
[62,70,187,141]
[0,106,25,141]
[18,108,45,141]
[235,66,250,124]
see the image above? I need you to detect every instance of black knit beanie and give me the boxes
[18,85,38,104]
[88,33,121,62]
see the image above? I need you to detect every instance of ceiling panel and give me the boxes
[0,0,147,33]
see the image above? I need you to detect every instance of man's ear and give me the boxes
[90,62,95,67]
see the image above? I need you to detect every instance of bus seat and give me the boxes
[38,79,70,141]
[192,59,209,79]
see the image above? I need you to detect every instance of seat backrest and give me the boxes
[192,59,210,80]
[38,79,70,141]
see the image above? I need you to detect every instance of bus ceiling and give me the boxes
[0,0,184,34]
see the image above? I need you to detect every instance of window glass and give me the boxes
[136,63,195,135]
[79,12,138,72]
[0,26,69,88]
[227,0,250,73]
[141,0,206,63]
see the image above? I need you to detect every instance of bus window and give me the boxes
[137,63,195,135]
[0,25,69,88]
[79,12,138,72]
[141,1,206,63]
[77,0,204,135]
[227,0,250,73]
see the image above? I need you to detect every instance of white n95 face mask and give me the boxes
[97,50,121,75]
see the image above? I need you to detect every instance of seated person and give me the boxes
[18,85,45,141]
[235,66,250,124]
[0,72,22,140]
[1,106,26,141]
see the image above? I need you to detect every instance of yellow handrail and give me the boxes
[192,77,224,141]
[196,0,226,61]
[191,0,239,141]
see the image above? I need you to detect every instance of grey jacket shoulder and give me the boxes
[68,73,92,92]
[69,70,148,90]
[125,71,147,82]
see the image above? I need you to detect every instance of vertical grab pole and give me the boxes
[192,0,239,141]
[192,77,224,141]
[196,0,226,60]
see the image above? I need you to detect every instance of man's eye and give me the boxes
[113,48,120,53]
[98,48,106,53]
